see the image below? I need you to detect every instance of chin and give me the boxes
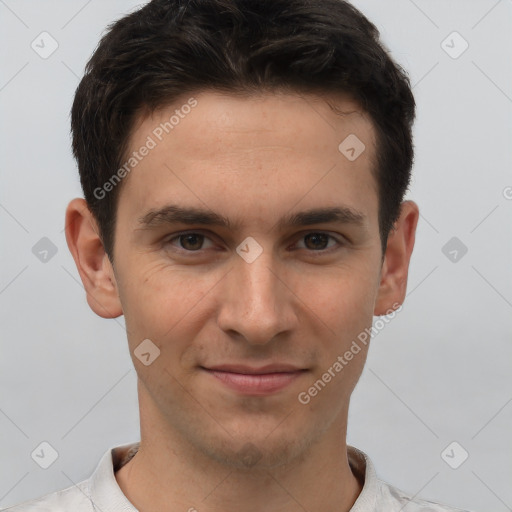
[197,428,316,470]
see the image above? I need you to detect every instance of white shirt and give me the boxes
[2,442,473,511]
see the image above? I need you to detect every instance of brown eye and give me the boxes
[179,233,204,251]
[303,233,330,250]
[165,232,215,252]
[295,231,346,256]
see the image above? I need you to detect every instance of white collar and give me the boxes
[87,442,376,511]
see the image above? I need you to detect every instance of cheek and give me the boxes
[118,258,222,343]
[296,269,376,411]
[299,260,380,338]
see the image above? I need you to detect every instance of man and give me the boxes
[4,0,473,510]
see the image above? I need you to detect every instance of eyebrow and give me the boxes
[137,204,366,231]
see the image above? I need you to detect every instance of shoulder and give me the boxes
[1,480,93,512]
[347,445,475,512]
[376,478,474,512]
[2,443,139,512]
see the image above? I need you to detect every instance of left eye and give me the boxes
[294,232,340,251]
[164,231,342,253]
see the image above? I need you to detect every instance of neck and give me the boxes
[115,383,363,512]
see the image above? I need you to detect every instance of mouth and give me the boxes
[200,364,308,395]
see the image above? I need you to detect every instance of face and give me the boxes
[69,90,413,470]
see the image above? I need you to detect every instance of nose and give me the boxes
[216,246,297,345]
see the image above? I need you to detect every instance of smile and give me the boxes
[201,367,307,395]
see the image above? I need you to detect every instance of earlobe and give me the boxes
[374,200,419,316]
[64,198,123,319]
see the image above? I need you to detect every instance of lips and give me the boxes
[204,363,304,374]
[200,364,307,395]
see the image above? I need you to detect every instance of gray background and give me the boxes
[1,1,511,510]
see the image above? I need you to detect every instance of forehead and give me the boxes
[118,90,379,231]
[131,90,375,157]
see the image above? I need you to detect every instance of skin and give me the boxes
[65,90,419,512]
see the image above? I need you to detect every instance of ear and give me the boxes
[374,200,419,316]
[64,198,123,319]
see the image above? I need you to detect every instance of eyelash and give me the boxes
[163,231,345,256]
